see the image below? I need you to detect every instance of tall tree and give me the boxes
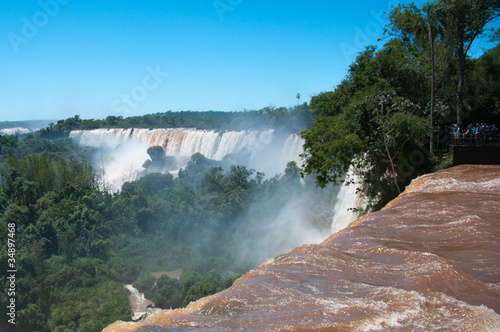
[386,2,443,155]
[421,3,442,155]
[437,0,500,124]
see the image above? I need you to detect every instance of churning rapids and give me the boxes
[104,165,500,331]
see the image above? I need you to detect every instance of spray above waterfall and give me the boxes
[69,126,363,261]
[70,128,304,191]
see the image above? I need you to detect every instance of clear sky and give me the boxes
[1,0,498,122]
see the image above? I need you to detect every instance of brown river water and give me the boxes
[104,165,500,331]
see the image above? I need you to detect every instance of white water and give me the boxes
[70,128,277,162]
[70,128,361,236]
[70,128,304,190]
[331,165,366,233]
[0,127,36,135]
[124,284,155,321]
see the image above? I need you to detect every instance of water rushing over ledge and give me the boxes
[70,128,305,191]
[104,165,500,331]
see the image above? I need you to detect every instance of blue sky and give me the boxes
[1,0,498,122]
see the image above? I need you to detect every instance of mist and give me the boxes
[70,128,305,191]
[231,182,338,270]
[69,126,357,274]
[70,129,150,190]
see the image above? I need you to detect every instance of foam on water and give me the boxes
[103,165,500,331]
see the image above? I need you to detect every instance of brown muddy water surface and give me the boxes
[151,268,183,280]
[104,165,500,331]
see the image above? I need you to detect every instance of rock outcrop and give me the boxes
[104,165,500,331]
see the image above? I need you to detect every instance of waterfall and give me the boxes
[124,285,155,321]
[70,127,363,236]
[70,128,305,191]
[331,165,365,233]
[0,127,35,135]
[279,134,305,167]
[70,128,277,161]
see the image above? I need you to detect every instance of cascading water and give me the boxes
[124,285,155,321]
[331,165,366,233]
[0,127,35,135]
[279,134,304,167]
[69,128,302,191]
[70,128,362,238]
[104,165,500,331]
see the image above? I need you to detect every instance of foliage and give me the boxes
[142,146,178,173]
[464,44,500,122]
[132,272,156,293]
[39,104,314,139]
[301,0,499,210]
[0,131,333,331]
[144,270,241,309]
[0,120,53,130]
[436,0,500,123]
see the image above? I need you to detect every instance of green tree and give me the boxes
[365,93,430,197]
[437,0,500,124]
[132,271,156,293]
[201,167,226,194]
[301,40,432,209]
[299,1,500,209]
[153,283,183,309]
[464,44,500,122]
[143,146,177,173]
[386,2,444,154]
[284,161,300,180]
[183,281,217,306]
[151,275,183,309]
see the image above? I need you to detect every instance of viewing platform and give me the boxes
[451,134,500,166]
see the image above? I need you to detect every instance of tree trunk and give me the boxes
[430,25,436,155]
[457,37,465,125]
[379,104,401,194]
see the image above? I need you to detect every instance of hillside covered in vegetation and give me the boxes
[0,129,332,331]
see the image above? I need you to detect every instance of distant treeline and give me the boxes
[0,120,54,130]
[40,105,313,139]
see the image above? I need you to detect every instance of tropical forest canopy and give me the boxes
[0,130,332,331]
